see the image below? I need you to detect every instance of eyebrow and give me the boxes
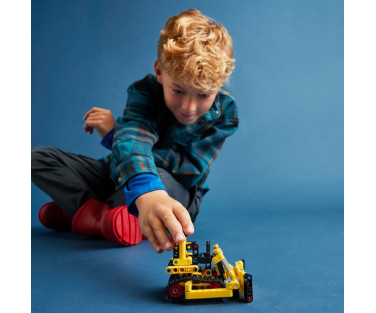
[171,83,185,90]
[171,82,216,95]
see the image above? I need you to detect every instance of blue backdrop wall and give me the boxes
[32,0,343,216]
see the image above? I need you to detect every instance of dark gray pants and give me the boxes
[31,146,200,222]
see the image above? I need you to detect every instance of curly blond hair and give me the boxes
[157,9,235,92]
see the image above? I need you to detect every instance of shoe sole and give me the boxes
[104,206,143,246]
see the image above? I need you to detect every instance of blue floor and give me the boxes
[31,194,344,313]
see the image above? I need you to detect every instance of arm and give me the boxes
[134,97,238,253]
[111,80,194,253]
[137,112,237,253]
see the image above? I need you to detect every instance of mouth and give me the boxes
[177,112,197,125]
[180,112,196,120]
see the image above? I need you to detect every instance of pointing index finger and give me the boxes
[160,210,186,244]
[173,204,194,236]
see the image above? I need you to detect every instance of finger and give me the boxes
[86,111,105,118]
[152,218,175,251]
[86,113,113,125]
[85,113,105,121]
[173,205,194,236]
[83,108,95,120]
[83,122,93,133]
[83,127,94,134]
[143,226,164,253]
[85,114,108,126]
[85,116,102,125]
[160,209,186,244]
[83,119,98,129]
[83,107,101,120]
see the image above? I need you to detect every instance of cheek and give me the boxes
[163,92,176,108]
[198,100,215,114]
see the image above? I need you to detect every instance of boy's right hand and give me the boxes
[83,107,115,138]
[135,190,194,253]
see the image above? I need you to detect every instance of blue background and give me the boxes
[31,0,344,312]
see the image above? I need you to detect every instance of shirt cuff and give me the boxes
[124,173,167,217]
[100,128,114,150]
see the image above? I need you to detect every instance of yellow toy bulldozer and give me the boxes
[164,238,253,303]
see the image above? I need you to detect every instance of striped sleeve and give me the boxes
[110,79,160,188]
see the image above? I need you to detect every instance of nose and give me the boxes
[181,95,197,113]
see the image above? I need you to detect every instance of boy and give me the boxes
[31,9,238,253]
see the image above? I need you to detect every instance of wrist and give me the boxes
[100,128,114,150]
[135,190,168,209]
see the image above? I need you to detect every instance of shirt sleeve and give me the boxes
[124,174,167,217]
[110,77,161,189]
[100,128,114,150]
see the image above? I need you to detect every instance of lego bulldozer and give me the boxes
[164,238,253,303]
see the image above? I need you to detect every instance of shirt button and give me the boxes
[214,110,219,114]
[118,177,122,184]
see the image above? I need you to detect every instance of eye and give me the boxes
[199,93,209,99]
[173,89,184,95]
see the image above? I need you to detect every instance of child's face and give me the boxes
[155,62,219,125]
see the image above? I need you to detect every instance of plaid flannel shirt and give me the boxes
[106,74,239,197]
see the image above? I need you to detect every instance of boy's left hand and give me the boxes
[83,107,115,138]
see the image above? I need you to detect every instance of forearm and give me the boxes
[111,117,159,186]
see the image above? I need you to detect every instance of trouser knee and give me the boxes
[31,145,55,163]
[31,146,56,178]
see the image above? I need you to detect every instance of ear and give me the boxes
[154,60,163,83]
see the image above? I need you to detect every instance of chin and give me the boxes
[179,119,197,125]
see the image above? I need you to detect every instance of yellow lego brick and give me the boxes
[184,280,233,300]
[185,288,233,299]
[165,265,199,274]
